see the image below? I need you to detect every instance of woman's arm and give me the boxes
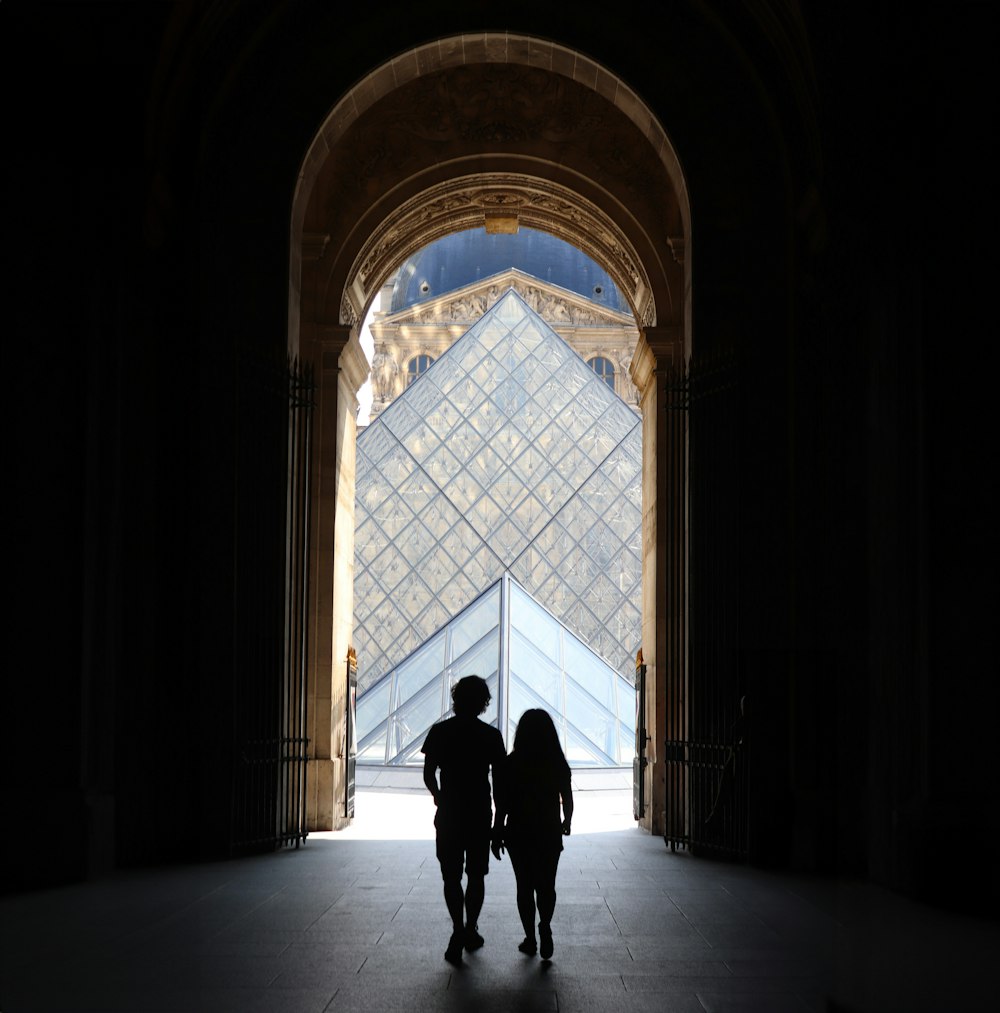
[560,770,574,835]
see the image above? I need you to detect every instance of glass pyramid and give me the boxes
[353,287,642,763]
[356,574,636,766]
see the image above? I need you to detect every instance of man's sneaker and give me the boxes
[464,924,485,951]
[518,936,537,955]
[444,931,464,965]
[539,925,553,960]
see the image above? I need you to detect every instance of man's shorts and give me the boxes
[434,806,491,879]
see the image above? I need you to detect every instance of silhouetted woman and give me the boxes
[491,708,573,960]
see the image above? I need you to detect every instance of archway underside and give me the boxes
[342,174,656,330]
[297,54,687,336]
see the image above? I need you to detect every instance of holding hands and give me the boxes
[491,824,506,861]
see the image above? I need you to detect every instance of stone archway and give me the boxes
[290,34,691,835]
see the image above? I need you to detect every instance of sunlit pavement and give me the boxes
[323,768,635,841]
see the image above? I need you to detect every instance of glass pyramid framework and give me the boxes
[353,288,643,763]
[356,574,636,766]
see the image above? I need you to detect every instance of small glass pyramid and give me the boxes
[356,574,636,766]
[353,288,642,764]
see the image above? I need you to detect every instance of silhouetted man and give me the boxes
[422,675,506,964]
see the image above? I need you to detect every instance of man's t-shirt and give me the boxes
[422,715,506,827]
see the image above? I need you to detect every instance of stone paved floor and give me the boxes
[1,786,996,1012]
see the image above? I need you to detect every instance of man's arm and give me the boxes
[490,733,507,858]
[489,733,507,818]
[423,754,440,805]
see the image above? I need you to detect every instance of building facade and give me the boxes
[366,230,641,420]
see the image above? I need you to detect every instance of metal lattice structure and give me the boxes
[356,574,636,766]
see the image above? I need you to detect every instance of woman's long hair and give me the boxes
[512,708,570,778]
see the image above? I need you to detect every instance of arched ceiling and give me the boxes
[292,35,689,333]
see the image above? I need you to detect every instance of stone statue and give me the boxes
[370,343,399,404]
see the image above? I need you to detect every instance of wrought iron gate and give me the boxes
[633,652,648,819]
[231,354,314,853]
[663,351,746,859]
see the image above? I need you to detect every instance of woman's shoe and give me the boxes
[539,925,553,960]
[444,931,464,965]
[518,936,537,955]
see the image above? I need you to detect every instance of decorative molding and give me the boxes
[339,293,359,328]
[642,325,683,359]
[630,326,683,395]
[629,334,656,396]
[338,332,370,400]
[343,174,656,329]
[384,269,636,331]
[302,232,331,262]
[484,210,519,234]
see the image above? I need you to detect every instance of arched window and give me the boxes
[589,356,615,391]
[406,354,434,385]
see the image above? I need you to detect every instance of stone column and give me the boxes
[630,326,684,836]
[303,322,369,831]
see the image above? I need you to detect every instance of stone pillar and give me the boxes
[630,326,684,836]
[303,322,369,831]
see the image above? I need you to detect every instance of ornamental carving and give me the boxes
[394,271,635,332]
[340,294,359,328]
[344,175,655,329]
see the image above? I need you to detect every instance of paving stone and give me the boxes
[1,789,997,1013]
